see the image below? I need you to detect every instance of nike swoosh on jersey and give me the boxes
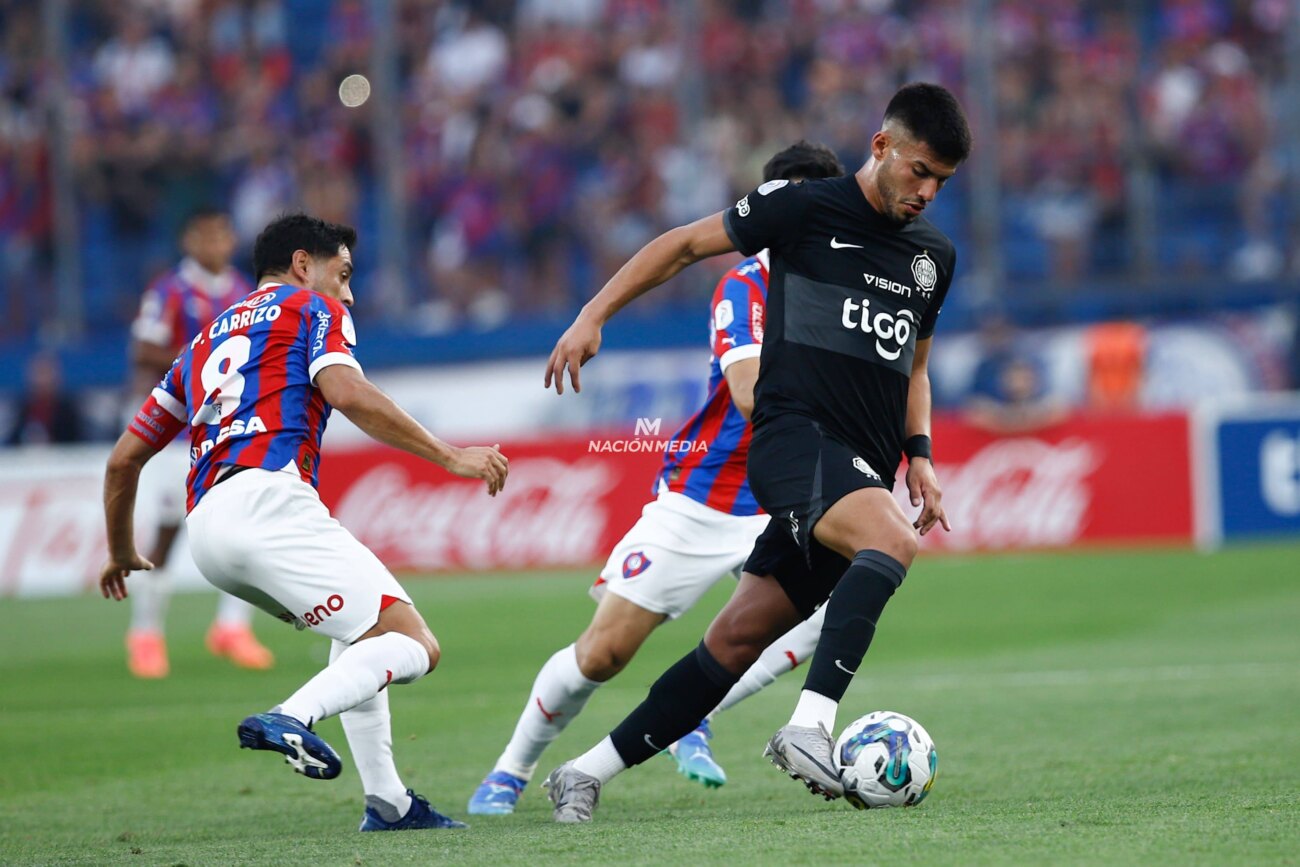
[830,237,864,249]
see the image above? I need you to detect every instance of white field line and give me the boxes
[859,661,1295,692]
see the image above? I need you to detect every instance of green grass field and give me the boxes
[2,544,1298,866]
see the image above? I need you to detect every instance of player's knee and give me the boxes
[703,615,766,673]
[422,633,440,673]
[398,627,439,673]
[842,521,917,568]
[886,530,919,568]
[574,633,627,682]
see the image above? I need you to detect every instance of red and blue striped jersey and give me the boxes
[656,251,768,516]
[131,258,255,355]
[127,282,361,513]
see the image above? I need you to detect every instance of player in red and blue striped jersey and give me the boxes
[657,250,769,515]
[145,284,347,511]
[124,208,272,679]
[468,143,844,816]
[100,214,508,832]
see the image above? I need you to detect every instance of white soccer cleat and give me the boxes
[542,761,602,824]
[763,723,844,800]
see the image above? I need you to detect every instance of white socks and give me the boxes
[129,568,171,632]
[714,609,825,714]
[214,592,254,627]
[279,632,429,725]
[130,576,254,632]
[328,640,411,821]
[789,689,839,733]
[571,736,627,785]
[494,644,602,781]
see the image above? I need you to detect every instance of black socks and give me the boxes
[608,641,739,766]
[801,550,907,702]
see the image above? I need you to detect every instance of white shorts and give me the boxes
[138,442,191,526]
[186,468,412,643]
[590,491,770,619]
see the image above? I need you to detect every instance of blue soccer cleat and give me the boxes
[236,712,342,780]
[668,720,727,788]
[467,770,528,815]
[361,790,468,831]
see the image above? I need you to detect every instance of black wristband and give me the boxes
[903,434,932,462]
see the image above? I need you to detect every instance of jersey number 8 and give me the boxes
[194,335,251,425]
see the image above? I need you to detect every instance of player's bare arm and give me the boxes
[99,431,160,600]
[316,364,508,496]
[547,211,736,394]
[722,357,760,421]
[904,336,949,535]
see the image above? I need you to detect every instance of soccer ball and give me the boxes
[834,710,937,809]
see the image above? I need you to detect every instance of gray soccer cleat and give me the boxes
[763,723,844,800]
[542,761,602,824]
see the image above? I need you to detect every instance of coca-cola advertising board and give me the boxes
[0,411,1200,596]
[910,413,1194,551]
[316,412,1195,574]
[316,438,665,573]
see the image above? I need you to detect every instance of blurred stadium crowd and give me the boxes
[1,0,1296,341]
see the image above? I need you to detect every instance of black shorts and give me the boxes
[742,413,891,617]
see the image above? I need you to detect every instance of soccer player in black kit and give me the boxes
[541,83,971,822]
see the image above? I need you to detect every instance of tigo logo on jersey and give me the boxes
[622,551,652,579]
[841,299,917,361]
[735,195,751,217]
[911,251,937,296]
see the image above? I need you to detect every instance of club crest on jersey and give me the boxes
[911,251,937,296]
[622,551,652,579]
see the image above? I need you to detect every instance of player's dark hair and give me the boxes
[762,140,845,182]
[252,213,358,280]
[883,82,972,164]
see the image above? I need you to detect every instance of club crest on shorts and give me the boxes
[622,551,652,579]
[853,456,880,479]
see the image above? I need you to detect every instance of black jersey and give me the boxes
[722,174,956,482]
